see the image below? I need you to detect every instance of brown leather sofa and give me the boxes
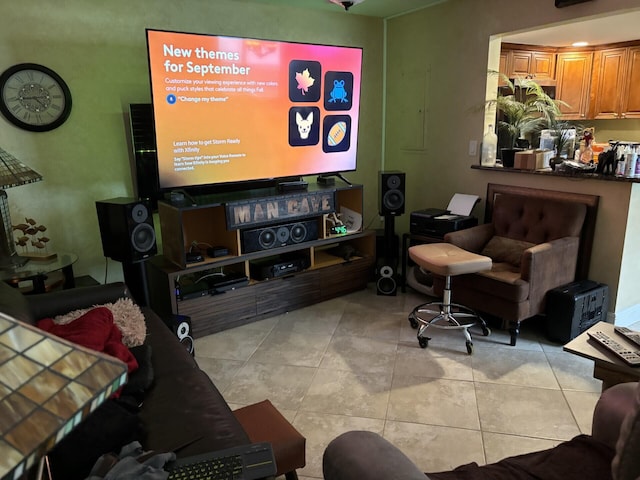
[323,381,640,480]
[0,281,249,479]
[435,190,590,345]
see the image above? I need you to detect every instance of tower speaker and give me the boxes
[96,197,157,263]
[376,257,398,296]
[166,314,194,355]
[379,171,405,216]
[242,219,318,253]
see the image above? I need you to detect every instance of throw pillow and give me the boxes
[612,382,640,480]
[53,297,146,347]
[481,236,535,268]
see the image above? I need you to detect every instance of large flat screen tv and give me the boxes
[145,29,363,191]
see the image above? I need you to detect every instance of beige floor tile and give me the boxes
[195,356,244,392]
[319,335,397,375]
[300,368,392,418]
[334,308,404,342]
[387,376,480,430]
[249,329,332,367]
[475,382,581,440]
[223,362,316,410]
[545,350,602,392]
[482,431,561,464]
[292,412,385,478]
[563,390,600,434]
[394,344,474,381]
[194,324,271,361]
[384,420,485,473]
[471,348,560,388]
[272,302,345,336]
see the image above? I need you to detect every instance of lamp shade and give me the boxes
[0,312,128,480]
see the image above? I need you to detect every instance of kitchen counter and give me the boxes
[471,164,640,183]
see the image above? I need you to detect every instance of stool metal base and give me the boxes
[408,299,490,355]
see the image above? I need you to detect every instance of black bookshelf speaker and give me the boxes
[166,314,194,355]
[376,257,398,296]
[96,197,157,263]
[379,171,405,216]
[242,219,318,253]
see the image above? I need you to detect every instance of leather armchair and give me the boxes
[434,192,587,345]
[323,381,640,480]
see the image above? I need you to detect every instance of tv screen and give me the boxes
[145,29,363,191]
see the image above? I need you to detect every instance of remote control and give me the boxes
[614,326,640,348]
[587,331,640,367]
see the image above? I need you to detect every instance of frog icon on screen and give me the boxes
[329,80,348,103]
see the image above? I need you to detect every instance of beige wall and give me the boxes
[385,0,640,319]
[0,0,383,283]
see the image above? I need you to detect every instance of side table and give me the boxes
[564,321,640,391]
[0,252,78,294]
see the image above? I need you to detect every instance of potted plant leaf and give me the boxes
[486,73,567,167]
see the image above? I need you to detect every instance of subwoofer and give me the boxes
[376,257,398,296]
[242,219,318,253]
[166,314,194,355]
[96,197,157,263]
[379,171,405,216]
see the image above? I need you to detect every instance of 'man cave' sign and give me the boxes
[225,191,335,229]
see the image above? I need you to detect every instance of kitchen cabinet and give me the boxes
[589,46,640,119]
[556,51,593,120]
[504,48,556,80]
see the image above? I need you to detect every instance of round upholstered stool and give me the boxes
[408,243,492,354]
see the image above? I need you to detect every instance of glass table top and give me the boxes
[0,252,78,283]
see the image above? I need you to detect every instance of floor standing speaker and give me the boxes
[379,171,406,216]
[376,256,398,296]
[96,197,157,263]
[165,314,195,355]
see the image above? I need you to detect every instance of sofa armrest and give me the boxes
[323,431,429,480]
[444,223,494,253]
[25,282,131,320]
[592,382,639,450]
[520,236,580,313]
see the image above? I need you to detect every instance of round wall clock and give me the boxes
[0,63,72,132]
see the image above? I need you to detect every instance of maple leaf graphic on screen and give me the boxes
[295,68,315,95]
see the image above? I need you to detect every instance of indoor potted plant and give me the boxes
[487,73,566,167]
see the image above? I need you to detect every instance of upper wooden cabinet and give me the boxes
[589,47,628,119]
[621,46,640,119]
[502,48,556,80]
[556,52,593,120]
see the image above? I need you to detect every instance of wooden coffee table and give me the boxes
[564,322,640,391]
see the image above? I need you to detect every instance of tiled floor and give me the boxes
[193,285,611,478]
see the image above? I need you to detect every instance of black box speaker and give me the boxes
[96,197,157,263]
[546,280,609,343]
[165,314,194,355]
[379,171,405,216]
[376,257,398,296]
[242,219,318,253]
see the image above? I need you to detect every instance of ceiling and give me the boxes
[238,0,447,19]
[241,0,640,47]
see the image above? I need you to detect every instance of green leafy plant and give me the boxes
[487,72,567,149]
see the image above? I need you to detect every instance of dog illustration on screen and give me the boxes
[296,111,313,140]
[289,107,320,146]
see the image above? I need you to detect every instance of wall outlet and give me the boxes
[468,140,478,156]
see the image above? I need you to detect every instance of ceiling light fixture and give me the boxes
[572,41,589,47]
[328,0,365,11]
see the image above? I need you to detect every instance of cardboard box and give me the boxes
[514,149,548,170]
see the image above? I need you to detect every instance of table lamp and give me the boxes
[0,311,128,480]
[0,147,43,269]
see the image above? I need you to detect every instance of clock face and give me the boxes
[0,63,72,132]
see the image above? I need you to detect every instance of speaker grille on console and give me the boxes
[242,219,318,253]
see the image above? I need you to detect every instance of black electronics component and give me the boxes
[186,252,204,263]
[409,209,477,238]
[587,331,640,366]
[249,255,309,280]
[207,246,230,258]
[242,219,318,253]
[546,280,609,343]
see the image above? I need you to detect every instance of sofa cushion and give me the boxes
[481,236,535,267]
[612,382,640,480]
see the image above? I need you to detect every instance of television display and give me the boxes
[145,29,363,191]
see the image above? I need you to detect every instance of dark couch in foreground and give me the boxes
[323,381,640,480]
[0,281,249,478]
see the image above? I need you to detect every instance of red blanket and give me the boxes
[38,307,139,374]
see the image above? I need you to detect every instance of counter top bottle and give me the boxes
[481,124,497,167]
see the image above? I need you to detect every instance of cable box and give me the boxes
[209,272,249,293]
[249,255,309,280]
